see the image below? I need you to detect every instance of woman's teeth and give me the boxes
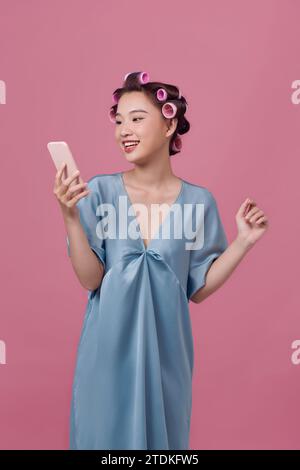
[124,141,140,147]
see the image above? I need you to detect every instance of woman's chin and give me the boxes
[124,151,146,162]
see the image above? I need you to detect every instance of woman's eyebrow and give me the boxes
[115,109,149,117]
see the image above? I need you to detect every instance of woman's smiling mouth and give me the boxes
[123,141,140,152]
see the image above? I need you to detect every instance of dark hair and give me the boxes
[110,72,190,157]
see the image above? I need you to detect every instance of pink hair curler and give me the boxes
[108,108,116,123]
[171,135,182,152]
[156,88,167,101]
[123,71,150,84]
[162,102,177,119]
[138,72,150,84]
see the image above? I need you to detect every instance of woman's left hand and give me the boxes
[236,198,269,247]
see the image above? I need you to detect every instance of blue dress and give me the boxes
[67,172,228,450]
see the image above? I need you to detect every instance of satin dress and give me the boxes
[67,172,228,450]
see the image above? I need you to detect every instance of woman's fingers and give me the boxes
[256,215,268,225]
[57,170,81,198]
[53,162,89,204]
[53,163,90,218]
[247,209,263,223]
[236,198,256,217]
[236,198,269,230]
[54,162,67,190]
[65,189,90,207]
[62,169,80,188]
[65,181,89,200]
[58,162,67,181]
[244,206,260,221]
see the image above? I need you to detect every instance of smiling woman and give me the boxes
[66,71,230,452]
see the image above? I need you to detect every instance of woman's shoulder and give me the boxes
[87,172,120,185]
[85,172,120,193]
[182,178,217,203]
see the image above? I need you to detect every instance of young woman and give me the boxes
[53,72,269,450]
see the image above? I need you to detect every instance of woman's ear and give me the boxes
[165,117,178,137]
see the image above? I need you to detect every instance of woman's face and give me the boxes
[114,91,177,163]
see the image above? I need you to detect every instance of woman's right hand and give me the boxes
[53,162,90,219]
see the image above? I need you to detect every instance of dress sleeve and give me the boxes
[66,176,106,270]
[186,191,228,301]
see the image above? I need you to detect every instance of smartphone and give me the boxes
[47,141,84,186]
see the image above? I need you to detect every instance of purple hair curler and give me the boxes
[162,102,177,119]
[171,135,182,152]
[156,88,167,101]
[109,108,116,123]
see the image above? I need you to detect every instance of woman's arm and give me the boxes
[63,213,104,291]
[54,163,104,292]
[190,235,251,303]
[191,197,269,304]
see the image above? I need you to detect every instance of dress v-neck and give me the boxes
[118,172,185,251]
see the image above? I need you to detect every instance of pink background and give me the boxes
[0,0,299,450]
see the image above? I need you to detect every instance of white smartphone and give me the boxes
[47,141,84,186]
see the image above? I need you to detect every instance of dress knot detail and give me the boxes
[121,248,145,261]
[145,249,163,261]
[121,248,163,262]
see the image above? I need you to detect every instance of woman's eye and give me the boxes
[115,117,143,125]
